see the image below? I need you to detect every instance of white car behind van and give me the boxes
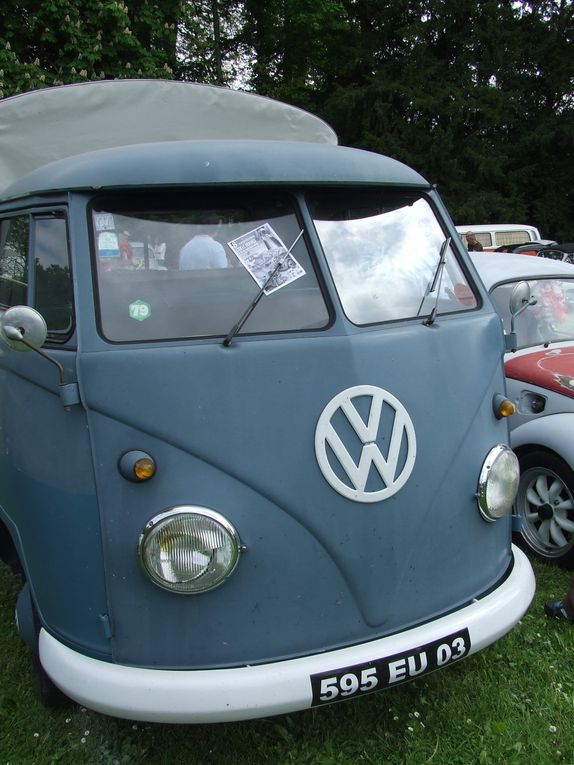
[455,224,553,250]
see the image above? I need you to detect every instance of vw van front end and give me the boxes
[0,82,535,723]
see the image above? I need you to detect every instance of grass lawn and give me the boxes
[1,557,573,765]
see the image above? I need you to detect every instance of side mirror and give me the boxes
[0,305,79,410]
[506,281,537,352]
[0,305,47,351]
[509,282,533,316]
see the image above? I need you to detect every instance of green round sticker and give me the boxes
[128,300,152,322]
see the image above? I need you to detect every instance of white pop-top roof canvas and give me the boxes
[0,79,337,196]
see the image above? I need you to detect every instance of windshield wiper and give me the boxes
[223,230,304,347]
[420,236,451,327]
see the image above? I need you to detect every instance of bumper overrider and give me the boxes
[40,545,535,723]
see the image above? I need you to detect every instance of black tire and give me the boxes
[0,523,24,577]
[32,654,71,708]
[515,450,574,569]
[30,595,72,708]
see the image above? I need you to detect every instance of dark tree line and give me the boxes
[1,0,573,239]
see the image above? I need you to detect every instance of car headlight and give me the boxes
[477,444,520,522]
[139,507,241,594]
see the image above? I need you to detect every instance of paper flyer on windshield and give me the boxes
[227,223,305,295]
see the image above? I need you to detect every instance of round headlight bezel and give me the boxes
[138,506,242,594]
[477,444,520,522]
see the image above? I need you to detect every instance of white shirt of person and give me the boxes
[179,235,227,269]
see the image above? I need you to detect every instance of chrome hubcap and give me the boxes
[518,467,574,559]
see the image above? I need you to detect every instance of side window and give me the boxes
[33,215,73,339]
[0,214,73,341]
[496,230,529,247]
[0,216,29,308]
[475,233,492,248]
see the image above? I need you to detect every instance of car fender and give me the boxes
[511,412,574,469]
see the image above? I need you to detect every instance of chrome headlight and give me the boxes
[477,444,520,522]
[139,507,241,594]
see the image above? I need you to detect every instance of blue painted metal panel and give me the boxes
[3,141,429,201]
[0,349,110,656]
[0,170,515,673]
[77,310,511,668]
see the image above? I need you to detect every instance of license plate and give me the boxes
[310,628,471,706]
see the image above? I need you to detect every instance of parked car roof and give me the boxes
[538,244,574,263]
[470,251,574,290]
[512,242,555,254]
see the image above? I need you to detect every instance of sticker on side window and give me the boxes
[128,300,152,322]
[97,231,120,259]
[94,213,116,232]
[310,628,471,706]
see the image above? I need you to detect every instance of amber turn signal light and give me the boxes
[493,393,516,419]
[118,450,157,482]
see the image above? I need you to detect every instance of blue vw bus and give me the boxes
[0,80,534,722]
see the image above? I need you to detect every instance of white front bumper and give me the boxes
[40,545,535,724]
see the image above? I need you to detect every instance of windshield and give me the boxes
[490,278,574,348]
[307,190,477,324]
[92,192,329,342]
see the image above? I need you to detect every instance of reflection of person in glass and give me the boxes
[532,281,568,327]
[179,230,227,269]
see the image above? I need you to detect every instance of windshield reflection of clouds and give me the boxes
[315,199,452,323]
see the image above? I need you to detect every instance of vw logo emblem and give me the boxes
[315,385,417,503]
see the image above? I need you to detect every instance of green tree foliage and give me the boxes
[1,0,572,238]
[0,0,180,97]
[240,0,348,108]
[176,0,246,85]
[221,0,574,238]
[244,0,573,239]
[498,0,574,240]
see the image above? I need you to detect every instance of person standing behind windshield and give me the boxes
[118,231,134,264]
[179,231,227,269]
[465,231,484,251]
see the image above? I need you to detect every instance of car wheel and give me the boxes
[32,654,71,708]
[515,451,574,568]
[28,593,72,708]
